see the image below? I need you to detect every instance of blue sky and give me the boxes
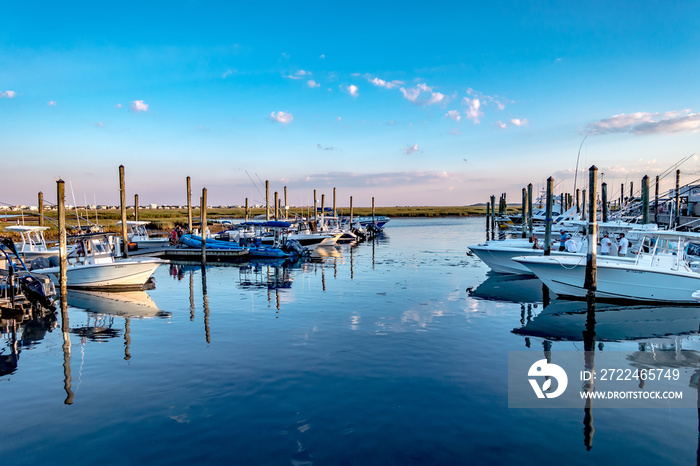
[2,0,700,207]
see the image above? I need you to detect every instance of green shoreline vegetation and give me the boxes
[2,205,521,240]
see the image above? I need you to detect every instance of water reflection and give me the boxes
[512,293,700,453]
[513,300,700,342]
[0,306,57,377]
[468,273,551,304]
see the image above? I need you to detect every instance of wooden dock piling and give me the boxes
[521,188,527,238]
[187,176,192,233]
[544,177,553,255]
[201,188,207,264]
[38,192,44,226]
[654,175,659,225]
[266,181,270,221]
[274,192,279,220]
[57,179,68,297]
[675,170,681,228]
[284,186,288,219]
[245,198,249,222]
[527,183,533,239]
[584,166,598,292]
[350,196,354,225]
[601,182,608,222]
[642,175,650,224]
[119,165,128,258]
[134,194,139,221]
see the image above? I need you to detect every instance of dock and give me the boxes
[128,245,250,262]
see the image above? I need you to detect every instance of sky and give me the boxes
[2,0,700,207]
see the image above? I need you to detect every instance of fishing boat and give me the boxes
[117,221,169,248]
[513,230,700,303]
[5,225,76,259]
[31,233,167,291]
[0,237,56,310]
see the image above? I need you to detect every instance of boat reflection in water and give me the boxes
[0,306,57,377]
[67,290,171,319]
[512,296,700,453]
[467,273,552,304]
[513,299,700,343]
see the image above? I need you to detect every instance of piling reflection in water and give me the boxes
[0,305,57,378]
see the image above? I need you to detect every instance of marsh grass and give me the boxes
[2,205,520,240]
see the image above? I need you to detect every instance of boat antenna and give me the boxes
[573,134,587,198]
[69,180,81,230]
[94,194,99,227]
[244,170,265,204]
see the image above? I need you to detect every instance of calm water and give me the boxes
[2,218,700,465]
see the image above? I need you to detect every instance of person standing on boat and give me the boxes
[600,234,612,255]
[565,235,578,252]
[618,233,629,256]
[559,230,567,251]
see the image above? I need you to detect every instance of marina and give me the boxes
[3,2,700,463]
[2,218,700,464]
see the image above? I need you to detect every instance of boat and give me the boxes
[117,221,169,248]
[179,234,246,250]
[31,233,167,291]
[5,225,76,260]
[469,236,589,275]
[513,229,700,303]
[0,237,56,310]
[353,215,390,230]
[469,222,656,275]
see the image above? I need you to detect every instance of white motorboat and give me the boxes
[469,236,588,275]
[117,221,169,248]
[5,225,76,259]
[513,230,700,303]
[469,221,656,275]
[32,233,167,291]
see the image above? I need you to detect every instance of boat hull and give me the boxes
[36,258,166,291]
[514,255,700,303]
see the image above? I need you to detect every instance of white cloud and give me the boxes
[399,83,445,106]
[285,70,311,80]
[400,86,421,102]
[496,121,507,129]
[368,77,404,89]
[307,80,320,88]
[130,100,148,113]
[0,90,16,98]
[347,84,359,98]
[510,118,528,127]
[583,110,700,135]
[270,111,293,124]
[448,128,462,135]
[222,69,234,78]
[428,92,445,105]
[446,110,461,121]
[47,101,57,106]
[403,143,420,155]
[96,122,104,127]
[317,144,334,151]
[115,103,123,108]
[319,54,325,59]
[463,97,482,124]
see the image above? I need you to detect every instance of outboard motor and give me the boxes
[283,239,308,258]
[30,256,51,271]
